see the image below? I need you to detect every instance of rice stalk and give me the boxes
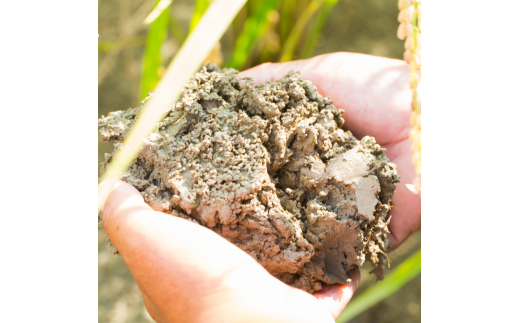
[257,10,281,63]
[139,0,170,100]
[279,0,296,45]
[190,0,223,66]
[189,0,211,32]
[397,0,421,194]
[279,0,326,62]
[99,0,248,211]
[301,0,339,59]
[227,0,282,69]
[336,249,421,323]
[143,0,173,25]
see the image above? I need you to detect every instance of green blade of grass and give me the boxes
[189,0,211,33]
[99,0,248,211]
[139,0,170,101]
[301,0,339,59]
[143,0,173,25]
[279,0,326,62]
[336,249,422,323]
[279,0,296,45]
[227,0,282,70]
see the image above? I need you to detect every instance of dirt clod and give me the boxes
[99,65,399,293]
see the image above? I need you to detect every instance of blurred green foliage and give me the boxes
[99,0,405,120]
[131,0,409,100]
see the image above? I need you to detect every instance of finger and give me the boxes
[140,289,164,323]
[102,181,257,273]
[238,58,323,85]
[382,140,421,251]
[203,265,337,323]
[312,268,360,320]
[101,180,260,322]
[98,179,125,211]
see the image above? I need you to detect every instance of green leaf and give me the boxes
[99,0,248,209]
[143,0,173,25]
[227,0,282,70]
[189,0,211,33]
[139,0,170,101]
[336,249,422,323]
[279,0,326,62]
[279,0,296,45]
[301,0,339,58]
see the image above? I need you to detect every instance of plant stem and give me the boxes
[279,0,326,62]
[336,249,421,323]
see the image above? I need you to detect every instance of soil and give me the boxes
[99,66,399,293]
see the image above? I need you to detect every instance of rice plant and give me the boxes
[398,0,421,194]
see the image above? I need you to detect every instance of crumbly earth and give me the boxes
[99,65,399,293]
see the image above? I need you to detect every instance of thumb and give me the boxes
[99,180,257,272]
[238,59,318,85]
[312,268,360,320]
[98,180,263,321]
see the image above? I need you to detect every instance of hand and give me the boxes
[99,52,421,323]
[100,179,358,323]
[239,52,421,250]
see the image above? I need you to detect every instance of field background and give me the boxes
[98,0,420,322]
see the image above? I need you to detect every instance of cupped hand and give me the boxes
[99,52,421,323]
[239,52,421,250]
[100,179,358,323]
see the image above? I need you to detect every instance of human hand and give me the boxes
[99,52,420,322]
[239,52,421,250]
[100,179,359,323]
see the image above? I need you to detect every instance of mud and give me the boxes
[99,65,399,293]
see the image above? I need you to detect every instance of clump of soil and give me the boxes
[99,65,399,293]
